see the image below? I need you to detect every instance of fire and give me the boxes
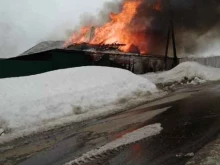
[66,0,162,54]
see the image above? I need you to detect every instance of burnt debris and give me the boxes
[66,42,126,52]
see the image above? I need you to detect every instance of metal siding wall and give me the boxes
[0,50,92,79]
[52,51,92,70]
[0,60,53,78]
[0,49,177,79]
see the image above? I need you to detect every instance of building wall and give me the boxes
[0,49,92,79]
[109,55,176,74]
[0,49,177,78]
[0,60,52,78]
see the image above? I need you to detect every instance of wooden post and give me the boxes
[164,1,178,70]
[171,20,178,67]
[89,27,95,42]
[164,24,171,70]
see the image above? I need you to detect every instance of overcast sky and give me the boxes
[0,0,110,58]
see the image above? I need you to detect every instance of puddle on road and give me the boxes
[82,107,170,135]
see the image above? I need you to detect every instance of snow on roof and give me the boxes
[19,41,64,56]
[0,66,158,142]
[142,62,220,84]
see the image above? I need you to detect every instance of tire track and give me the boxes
[64,123,162,165]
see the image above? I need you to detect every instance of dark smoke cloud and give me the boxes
[132,0,220,56]
[75,0,220,56]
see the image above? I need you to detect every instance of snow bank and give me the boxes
[143,62,220,84]
[0,66,158,140]
[186,137,220,165]
[64,123,162,165]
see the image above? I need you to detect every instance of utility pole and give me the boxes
[164,0,178,70]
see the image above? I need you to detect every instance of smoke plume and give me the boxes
[76,0,220,57]
[74,0,122,31]
[135,0,220,56]
[1,0,219,58]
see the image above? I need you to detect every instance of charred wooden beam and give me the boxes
[67,42,126,52]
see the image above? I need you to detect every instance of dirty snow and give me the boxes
[176,153,195,158]
[0,66,158,141]
[143,62,220,85]
[0,129,4,135]
[186,137,220,165]
[64,123,162,165]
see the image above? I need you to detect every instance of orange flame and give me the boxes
[66,0,162,54]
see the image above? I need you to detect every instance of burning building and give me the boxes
[63,0,181,72]
[63,0,220,72]
[65,0,220,56]
[1,0,219,79]
[65,0,163,54]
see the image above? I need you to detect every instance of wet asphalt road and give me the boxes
[1,82,220,165]
[109,83,220,165]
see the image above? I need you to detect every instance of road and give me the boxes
[1,82,220,165]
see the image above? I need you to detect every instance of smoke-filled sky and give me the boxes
[0,0,113,58]
[67,0,220,57]
[134,0,220,56]
[1,0,219,58]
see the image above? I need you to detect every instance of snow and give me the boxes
[0,129,4,135]
[186,137,220,165]
[64,123,162,165]
[19,41,64,56]
[176,152,194,158]
[0,66,158,141]
[142,62,220,85]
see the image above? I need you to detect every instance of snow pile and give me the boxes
[143,62,220,85]
[64,123,162,165]
[0,66,158,140]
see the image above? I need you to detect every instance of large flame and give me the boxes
[66,0,162,54]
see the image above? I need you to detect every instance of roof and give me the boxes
[20,41,64,56]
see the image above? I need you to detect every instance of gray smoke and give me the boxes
[0,0,110,58]
[76,0,122,30]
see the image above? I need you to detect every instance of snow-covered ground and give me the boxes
[143,62,220,85]
[0,66,159,142]
[1,62,219,142]
[186,137,220,165]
